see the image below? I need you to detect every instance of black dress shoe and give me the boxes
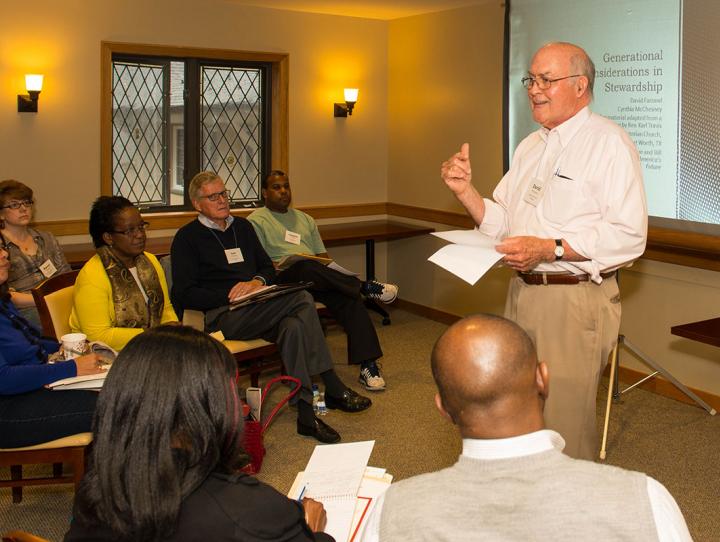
[325,388,372,413]
[297,416,341,444]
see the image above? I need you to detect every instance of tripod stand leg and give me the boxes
[622,337,717,416]
[600,340,620,460]
[612,335,623,400]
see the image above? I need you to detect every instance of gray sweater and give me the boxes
[379,448,658,541]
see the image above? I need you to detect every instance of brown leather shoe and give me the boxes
[325,388,372,413]
[297,416,341,443]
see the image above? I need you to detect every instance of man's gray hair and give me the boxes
[544,41,596,99]
[570,49,595,99]
[188,171,221,200]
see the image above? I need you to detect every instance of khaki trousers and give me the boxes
[504,275,621,460]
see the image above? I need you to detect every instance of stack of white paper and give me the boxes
[428,229,503,285]
[289,465,393,542]
[291,441,375,542]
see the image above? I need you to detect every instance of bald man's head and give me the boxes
[431,314,547,437]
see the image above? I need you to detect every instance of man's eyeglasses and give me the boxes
[521,74,582,90]
[111,221,150,237]
[1,200,34,211]
[200,190,230,202]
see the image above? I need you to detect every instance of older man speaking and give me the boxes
[440,42,647,459]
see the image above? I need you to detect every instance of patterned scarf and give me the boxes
[97,246,163,329]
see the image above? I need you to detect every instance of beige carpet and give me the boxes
[2,308,718,541]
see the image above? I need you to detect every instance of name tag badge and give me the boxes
[225,248,244,264]
[39,259,58,278]
[523,177,547,207]
[284,230,301,245]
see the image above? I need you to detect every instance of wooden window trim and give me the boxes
[100,41,288,211]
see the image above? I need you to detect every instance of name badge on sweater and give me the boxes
[225,248,244,264]
[523,177,547,207]
[39,259,58,278]
[285,230,301,245]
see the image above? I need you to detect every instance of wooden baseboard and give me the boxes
[606,365,720,412]
[393,299,462,326]
[395,298,720,411]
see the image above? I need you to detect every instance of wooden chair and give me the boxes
[0,270,90,504]
[0,433,92,503]
[1,530,51,542]
[31,269,79,339]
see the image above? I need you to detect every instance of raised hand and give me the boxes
[441,143,472,196]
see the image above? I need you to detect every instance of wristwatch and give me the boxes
[554,239,564,260]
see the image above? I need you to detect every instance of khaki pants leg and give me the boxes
[505,276,621,460]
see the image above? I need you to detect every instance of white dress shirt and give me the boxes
[479,107,648,282]
[198,213,235,231]
[359,430,691,542]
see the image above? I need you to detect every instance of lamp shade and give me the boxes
[343,88,358,103]
[25,74,44,92]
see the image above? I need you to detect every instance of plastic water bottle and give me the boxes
[317,391,327,416]
[312,384,320,414]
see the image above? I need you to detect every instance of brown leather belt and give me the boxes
[517,271,616,285]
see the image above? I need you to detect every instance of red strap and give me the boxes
[259,375,301,434]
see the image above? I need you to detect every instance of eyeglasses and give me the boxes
[1,200,34,211]
[111,221,150,237]
[200,190,230,202]
[521,74,582,90]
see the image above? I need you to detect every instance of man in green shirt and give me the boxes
[248,170,397,391]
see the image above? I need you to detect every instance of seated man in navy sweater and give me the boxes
[248,170,396,392]
[171,171,371,444]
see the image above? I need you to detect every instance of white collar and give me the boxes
[198,213,234,231]
[462,429,565,460]
[539,106,592,147]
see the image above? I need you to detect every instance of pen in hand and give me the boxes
[297,484,307,502]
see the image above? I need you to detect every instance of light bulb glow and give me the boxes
[343,88,358,103]
[25,74,44,92]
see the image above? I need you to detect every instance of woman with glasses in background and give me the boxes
[70,196,178,351]
[0,179,72,328]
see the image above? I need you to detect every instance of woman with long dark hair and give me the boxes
[0,243,104,448]
[65,325,332,541]
[69,196,177,351]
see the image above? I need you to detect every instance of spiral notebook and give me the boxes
[290,441,375,542]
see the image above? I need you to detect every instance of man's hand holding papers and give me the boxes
[428,230,503,285]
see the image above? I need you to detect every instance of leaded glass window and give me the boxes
[110,54,271,211]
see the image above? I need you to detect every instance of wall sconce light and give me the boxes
[18,74,44,113]
[334,88,358,117]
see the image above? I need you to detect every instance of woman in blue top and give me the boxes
[0,243,104,448]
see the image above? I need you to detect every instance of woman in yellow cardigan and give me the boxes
[70,196,178,350]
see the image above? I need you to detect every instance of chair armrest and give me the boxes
[183,309,205,331]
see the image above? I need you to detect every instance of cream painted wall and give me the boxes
[387,2,505,210]
[0,0,388,222]
[386,3,720,399]
[385,3,508,333]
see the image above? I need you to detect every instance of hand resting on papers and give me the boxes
[228,278,264,301]
[74,353,107,376]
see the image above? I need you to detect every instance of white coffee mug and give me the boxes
[60,333,88,359]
